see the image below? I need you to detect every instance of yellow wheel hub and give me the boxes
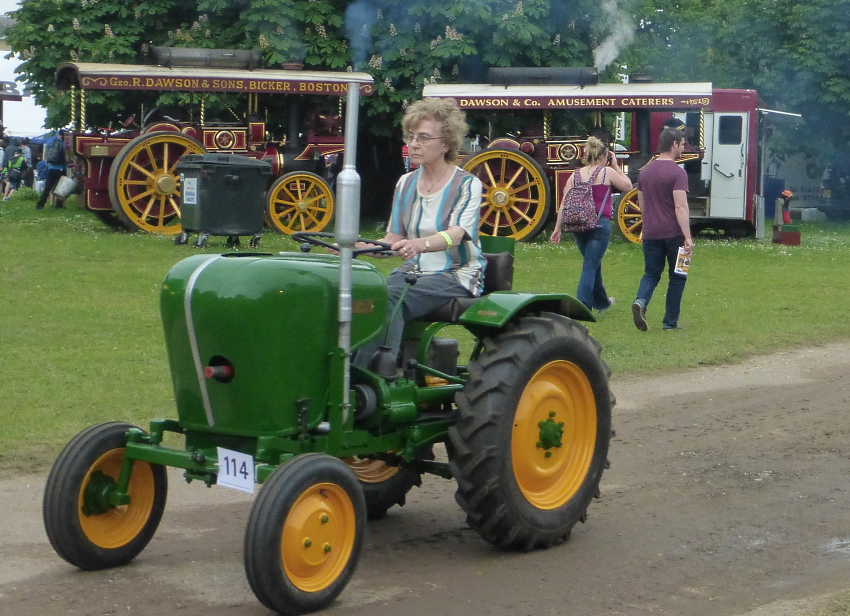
[154,174,177,195]
[282,483,356,592]
[491,189,510,207]
[78,448,157,549]
[511,360,597,510]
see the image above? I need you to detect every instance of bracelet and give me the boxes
[437,230,453,248]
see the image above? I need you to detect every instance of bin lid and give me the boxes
[175,153,273,174]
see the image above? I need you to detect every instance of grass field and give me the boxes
[3,189,850,472]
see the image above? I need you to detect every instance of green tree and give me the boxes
[621,0,850,154]
[6,0,614,133]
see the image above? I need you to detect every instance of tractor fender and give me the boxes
[458,291,594,337]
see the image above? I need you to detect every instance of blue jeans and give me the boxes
[573,217,612,311]
[635,236,687,329]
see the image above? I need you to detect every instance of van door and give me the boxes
[709,113,748,218]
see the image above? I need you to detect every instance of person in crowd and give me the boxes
[632,127,693,331]
[354,98,485,368]
[3,143,27,200]
[34,156,48,193]
[36,129,67,210]
[550,136,632,314]
[20,138,33,188]
[0,139,5,194]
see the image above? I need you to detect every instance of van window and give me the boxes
[718,116,743,145]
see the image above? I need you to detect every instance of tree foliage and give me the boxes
[4,0,615,134]
[621,0,850,155]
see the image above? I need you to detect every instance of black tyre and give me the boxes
[244,453,366,615]
[43,422,168,570]
[448,313,613,550]
[343,448,432,520]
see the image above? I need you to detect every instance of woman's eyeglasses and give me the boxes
[405,133,444,145]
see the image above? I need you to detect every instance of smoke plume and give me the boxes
[345,0,378,68]
[593,0,635,72]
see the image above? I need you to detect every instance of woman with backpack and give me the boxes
[550,136,632,314]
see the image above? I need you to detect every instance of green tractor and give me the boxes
[42,90,614,616]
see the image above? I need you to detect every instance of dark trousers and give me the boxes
[635,236,688,329]
[353,271,473,368]
[36,169,65,208]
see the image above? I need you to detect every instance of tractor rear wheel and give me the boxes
[448,313,612,550]
[615,188,642,243]
[244,453,365,615]
[42,422,168,570]
[108,132,205,234]
[266,171,334,235]
[463,148,550,242]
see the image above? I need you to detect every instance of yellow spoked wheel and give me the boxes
[108,132,205,234]
[511,361,596,510]
[245,454,366,615]
[616,188,643,243]
[448,314,612,550]
[43,422,168,570]
[344,450,429,520]
[463,148,551,242]
[266,171,334,235]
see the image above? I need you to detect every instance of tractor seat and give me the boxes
[421,251,514,323]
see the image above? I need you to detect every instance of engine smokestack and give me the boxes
[487,67,599,88]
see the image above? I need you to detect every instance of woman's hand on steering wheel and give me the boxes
[290,232,395,257]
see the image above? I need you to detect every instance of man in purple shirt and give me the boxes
[632,127,694,331]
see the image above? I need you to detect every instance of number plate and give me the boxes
[216,447,255,493]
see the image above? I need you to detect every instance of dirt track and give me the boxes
[2,343,850,616]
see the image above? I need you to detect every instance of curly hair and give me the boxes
[582,136,608,165]
[402,98,469,163]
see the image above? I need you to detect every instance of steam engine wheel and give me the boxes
[108,132,205,234]
[463,148,550,242]
[265,171,334,235]
[615,188,642,244]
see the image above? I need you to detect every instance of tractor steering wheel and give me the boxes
[291,232,396,257]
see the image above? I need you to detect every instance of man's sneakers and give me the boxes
[632,300,648,331]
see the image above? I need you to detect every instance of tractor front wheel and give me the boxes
[615,188,642,243]
[449,313,613,550]
[244,453,366,615]
[266,171,334,235]
[42,422,168,570]
[108,132,205,234]
[463,148,550,242]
